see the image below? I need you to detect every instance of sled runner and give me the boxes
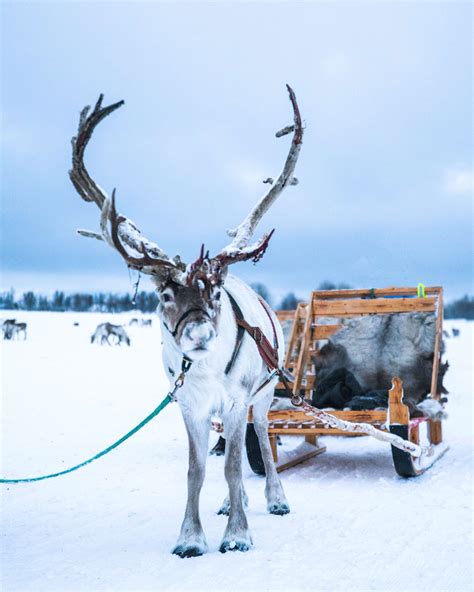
[246,286,448,476]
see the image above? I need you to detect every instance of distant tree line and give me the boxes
[2,287,472,319]
[0,289,158,313]
[444,295,474,320]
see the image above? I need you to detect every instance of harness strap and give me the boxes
[224,290,280,376]
[236,318,280,370]
[257,296,279,350]
[224,290,246,375]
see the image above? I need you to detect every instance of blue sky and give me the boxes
[1,1,472,302]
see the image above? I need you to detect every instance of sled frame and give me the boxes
[250,286,447,475]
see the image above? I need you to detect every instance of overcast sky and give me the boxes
[1,1,472,303]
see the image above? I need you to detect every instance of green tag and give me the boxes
[417,283,426,298]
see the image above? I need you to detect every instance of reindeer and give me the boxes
[69,86,303,556]
[1,319,16,340]
[91,322,130,346]
[2,320,27,340]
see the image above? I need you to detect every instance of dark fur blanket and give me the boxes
[312,312,449,415]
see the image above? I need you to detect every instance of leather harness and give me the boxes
[166,289,296,401]
[224,289,280,378]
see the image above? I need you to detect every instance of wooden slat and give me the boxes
[410,424,420,445]
[269,427,366,436]
[292,302,313,395]
[313,297,436,316]
[430,289,443,399]
[313,286,442,299]
[276,310,296,322]
[428,420,443,445]
[388,377,409,425]
[312,324,342,339]
[283,303,308,369]
[267,409,387,423]
[269,434,278,462]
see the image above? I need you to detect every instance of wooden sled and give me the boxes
[246,286,448,476]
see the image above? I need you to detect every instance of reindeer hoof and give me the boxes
[172,545,205,558]
[268,502,290,515]
[219,539,252,553]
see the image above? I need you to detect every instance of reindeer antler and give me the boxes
[69,87,303,285]
[70,94,124,208]
[69,95,185,279]
[212,84,303,268]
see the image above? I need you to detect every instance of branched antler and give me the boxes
[69,95,184,279]
[69,86,303,285]
[215,84,303,265]
[70,94,124,208]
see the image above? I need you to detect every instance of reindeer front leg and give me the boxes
[172,411,210,558]
[220,406,253,553]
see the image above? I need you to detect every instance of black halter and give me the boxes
[163,307,210,338]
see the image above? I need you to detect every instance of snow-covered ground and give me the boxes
[1,312,472,592]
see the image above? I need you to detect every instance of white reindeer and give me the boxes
[69,87,303,556]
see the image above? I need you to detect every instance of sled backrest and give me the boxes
[291,287,444,400]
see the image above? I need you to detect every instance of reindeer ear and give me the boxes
[217,265,229,284]
[150,273,175,289]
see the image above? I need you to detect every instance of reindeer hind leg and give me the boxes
[252,394,290,515]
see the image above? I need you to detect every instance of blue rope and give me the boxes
[1,394,173,484]
[1,358,193,484]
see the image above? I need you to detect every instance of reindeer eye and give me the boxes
[162,293,173,303]
[215,292,221,301]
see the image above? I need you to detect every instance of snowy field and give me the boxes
[1,312,472,592]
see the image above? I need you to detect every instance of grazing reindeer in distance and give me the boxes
[90,323,109,345]
[69,86,303,556]
[1,319,16,340]
[129,318,152,327]
[2,320,27,340]
[91,322,130,346]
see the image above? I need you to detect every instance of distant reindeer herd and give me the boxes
[1,316,153,344]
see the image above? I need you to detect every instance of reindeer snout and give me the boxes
[182,321,216,354]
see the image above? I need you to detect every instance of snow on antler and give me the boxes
[218,84,303,258]
[69,94,184,280]
[70,87,303,282]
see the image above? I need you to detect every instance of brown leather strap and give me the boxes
[224,290,247,375]
[224,290,280,378]
[236,319,280,371]
[257,297,279,350]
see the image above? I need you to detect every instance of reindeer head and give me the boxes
[69,87,303,360]
[156,274,221,359]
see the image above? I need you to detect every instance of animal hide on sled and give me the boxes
[312,312,449,417]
